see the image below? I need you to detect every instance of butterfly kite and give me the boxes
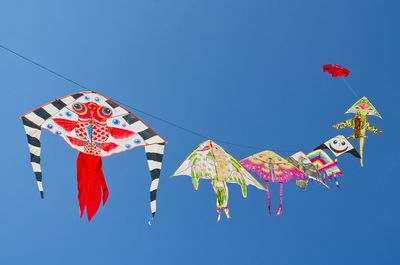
[241,151,307,216]
[332,97,383,167]
[173,140,265,222]
[21,91,166,221]
[323,64,350,78]
[287,151,329,190]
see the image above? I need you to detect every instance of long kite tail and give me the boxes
[276,182,283,216]
[266,182,271,216]
[359,137,365,167]
[77,152,109,221]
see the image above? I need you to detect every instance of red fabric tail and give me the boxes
[77,152,109,221]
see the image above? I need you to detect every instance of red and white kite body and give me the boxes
[22,91,166,221]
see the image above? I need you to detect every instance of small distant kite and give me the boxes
[241,151,307,216]
[173,140,265,222]
[323,64,350,78]
[21,91,166,221]
[332,97,383,167]
[307,149,342,187]
[287,151,329,190]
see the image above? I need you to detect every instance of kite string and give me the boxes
[113,99,277,152]
[0,43,296,153]
[0,44,90,90]
[112,99,210,140]
[341,77,359,98]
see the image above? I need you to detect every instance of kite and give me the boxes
[332,96,383,167]
[240,151,307,216]
[307,149,342,187]
[314,135,361,160]
[323,64,350,78]
[173,140,265,222]
[287,151,329,190]
[21,91,166,221]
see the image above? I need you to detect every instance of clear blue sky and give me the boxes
[0,1,399,264]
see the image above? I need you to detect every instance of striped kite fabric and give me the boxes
[307,149,342,179]
[21,91,166,219]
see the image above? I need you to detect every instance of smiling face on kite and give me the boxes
[315,135,361,159]
[345,96,382,118]
[327,135,350,155]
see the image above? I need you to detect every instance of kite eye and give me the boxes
[98,107,112,118]
[103,108,111,115]
[333,140,338,144]
[73,103,82,110]
[341,141,346,146]
[72,103,87,114]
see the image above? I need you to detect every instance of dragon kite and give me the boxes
[332,97,383,167]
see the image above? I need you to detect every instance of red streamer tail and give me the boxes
[77,152,109,221]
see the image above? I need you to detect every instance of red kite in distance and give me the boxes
[323,64,350,78]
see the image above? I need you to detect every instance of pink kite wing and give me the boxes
[240,151,307,183]
[241,150,307,216]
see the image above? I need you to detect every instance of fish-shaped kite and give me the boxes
[21,91,166,221]
[332,97,383,167]
[173,140,265,222]
[323,64,350,78]
[307,149,342,187]
[241,151,307,216]
[287,151,329,190]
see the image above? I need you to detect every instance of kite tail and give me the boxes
[276,182,283,216]
[217,208,221,222]
[359,137,365,167]
[266,182,271,216]
[216,207,230,222]
[224,207,230,219]
[334,176,340,188]
[77,152,109,221]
